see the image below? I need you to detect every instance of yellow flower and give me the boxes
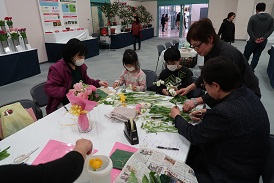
[69,104,88,116]
[89,158,103,171]
[118,94,126,103]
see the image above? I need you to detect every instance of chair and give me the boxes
[92,33,111,52]
[0,99,43,120]
[142,69,157,91]
[155,45,166,73]
[165,42,172,49]
[172,39,178,45]
[30,82,48,108]
[262,134,274,183]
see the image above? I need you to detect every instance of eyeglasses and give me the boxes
[190,42,203,50]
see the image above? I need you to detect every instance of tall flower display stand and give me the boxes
[87,155,113,183]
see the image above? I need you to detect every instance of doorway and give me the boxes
[158,4,208,38]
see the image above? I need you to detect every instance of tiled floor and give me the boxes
[0,37,273,134]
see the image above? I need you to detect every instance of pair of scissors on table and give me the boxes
[13,147,39,164]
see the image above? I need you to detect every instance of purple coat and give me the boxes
[45,59,100,114]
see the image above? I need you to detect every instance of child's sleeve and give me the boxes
[136,72,146,92]
[115,70,126,86]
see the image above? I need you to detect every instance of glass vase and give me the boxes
[0,41,7,54]
[87,155,113,183]
[77,113,92,133]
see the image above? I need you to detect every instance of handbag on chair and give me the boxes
[0,102,34,139]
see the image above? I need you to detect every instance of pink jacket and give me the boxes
[45,59,100,114]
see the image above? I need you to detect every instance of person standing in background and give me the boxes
[165,14,169,30]
[176,12,181,30]
[243,2,274,71]
[131,16,142,50]
[161,14,166,32]
[218,12,236,44]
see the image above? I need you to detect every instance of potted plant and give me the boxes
[9,29,19,52]
[99,1,119,26]
[18,28,28,50]
[118,3,134,32]
[0,30,8,54]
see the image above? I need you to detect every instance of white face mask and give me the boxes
[167,65,177,71]
[75,59,85,66]
[125,66,135,72]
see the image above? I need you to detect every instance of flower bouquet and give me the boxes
[8,30,20,52]
[66,81,98,133]
[4,17,13,28]
[0,30,8,54]
[18,28,28,50]
[0,20,6,32]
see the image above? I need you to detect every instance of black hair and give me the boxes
[187,18,219,44]
[201,56,241,92]
[256,2,266,12]
[227,12,236,19]
[63,38,87,64]
[164,48,181,62]
[134,16,140,24]
[122,49,140,71]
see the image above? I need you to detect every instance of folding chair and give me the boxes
[0,99,43,120]
[155,45,165,73]
[165,42,172,49]
[142,69,157,91]
[92,33,111,52]
[30,82,48,108]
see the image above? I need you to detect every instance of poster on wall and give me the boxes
[38,0,79,32]
[59,0,78,27]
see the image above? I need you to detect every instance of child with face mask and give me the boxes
[45,38,108,114]
[112,49,146,91]
[157,48,193,96]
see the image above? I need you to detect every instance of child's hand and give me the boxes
[112,82,119,89]
[162,89,169,96]
[99,81,108,87]
[132,84,137,91]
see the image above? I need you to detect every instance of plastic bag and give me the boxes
[0,102,34,138]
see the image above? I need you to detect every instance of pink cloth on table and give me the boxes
[32,139,97,165]
[109,142,138,182]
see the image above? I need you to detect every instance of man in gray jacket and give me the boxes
[243,2,274,70]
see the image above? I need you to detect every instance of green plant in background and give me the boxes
[0,20,5,26]
[117,2,134,29]
[99,1,119,26]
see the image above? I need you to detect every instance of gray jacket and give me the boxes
[247,12,274,41]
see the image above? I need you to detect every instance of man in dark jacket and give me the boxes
[243,2,274,70]
[170,57,270,183]
[161,14,165,32]
[177,18,261,111]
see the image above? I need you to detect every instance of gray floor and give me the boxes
[0,38,273,134]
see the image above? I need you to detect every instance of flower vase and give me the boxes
[22,37,28,50]
[0,41,7,54]
[9,39,19,52]
[87,155,113,183]
[1,26,6,32]
[78,113,92,133]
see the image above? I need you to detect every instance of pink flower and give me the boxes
[77,92,88,100]
[84,88,92,96]
[74,82,83,91]
[88,85,97,92]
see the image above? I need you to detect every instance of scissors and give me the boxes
[13,147,39,164]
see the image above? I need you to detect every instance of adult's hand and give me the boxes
[99,81,108,87]
[170,106,181,119]
[183,100,196,112]
[73,138,93,160]
[190,109,206,122]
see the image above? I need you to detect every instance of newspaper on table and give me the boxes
[115,148,197,183]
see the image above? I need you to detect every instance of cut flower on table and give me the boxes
[89,158,103,171]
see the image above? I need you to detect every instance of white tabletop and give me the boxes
[44,29,89,43]
[0,99,190,182]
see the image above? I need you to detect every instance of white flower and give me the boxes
[154,80,165,87]
[127,84,132,90]
[169,88,176,96]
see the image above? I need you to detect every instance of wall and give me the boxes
[4,0,47,62]
[191,4,208,22]
[140,1,157,36]
[0,0,7,19]
[4,0,94,63]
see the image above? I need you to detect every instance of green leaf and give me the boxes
[128,171,138,183]
[0,146,10,161]
[142,175,149,183]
